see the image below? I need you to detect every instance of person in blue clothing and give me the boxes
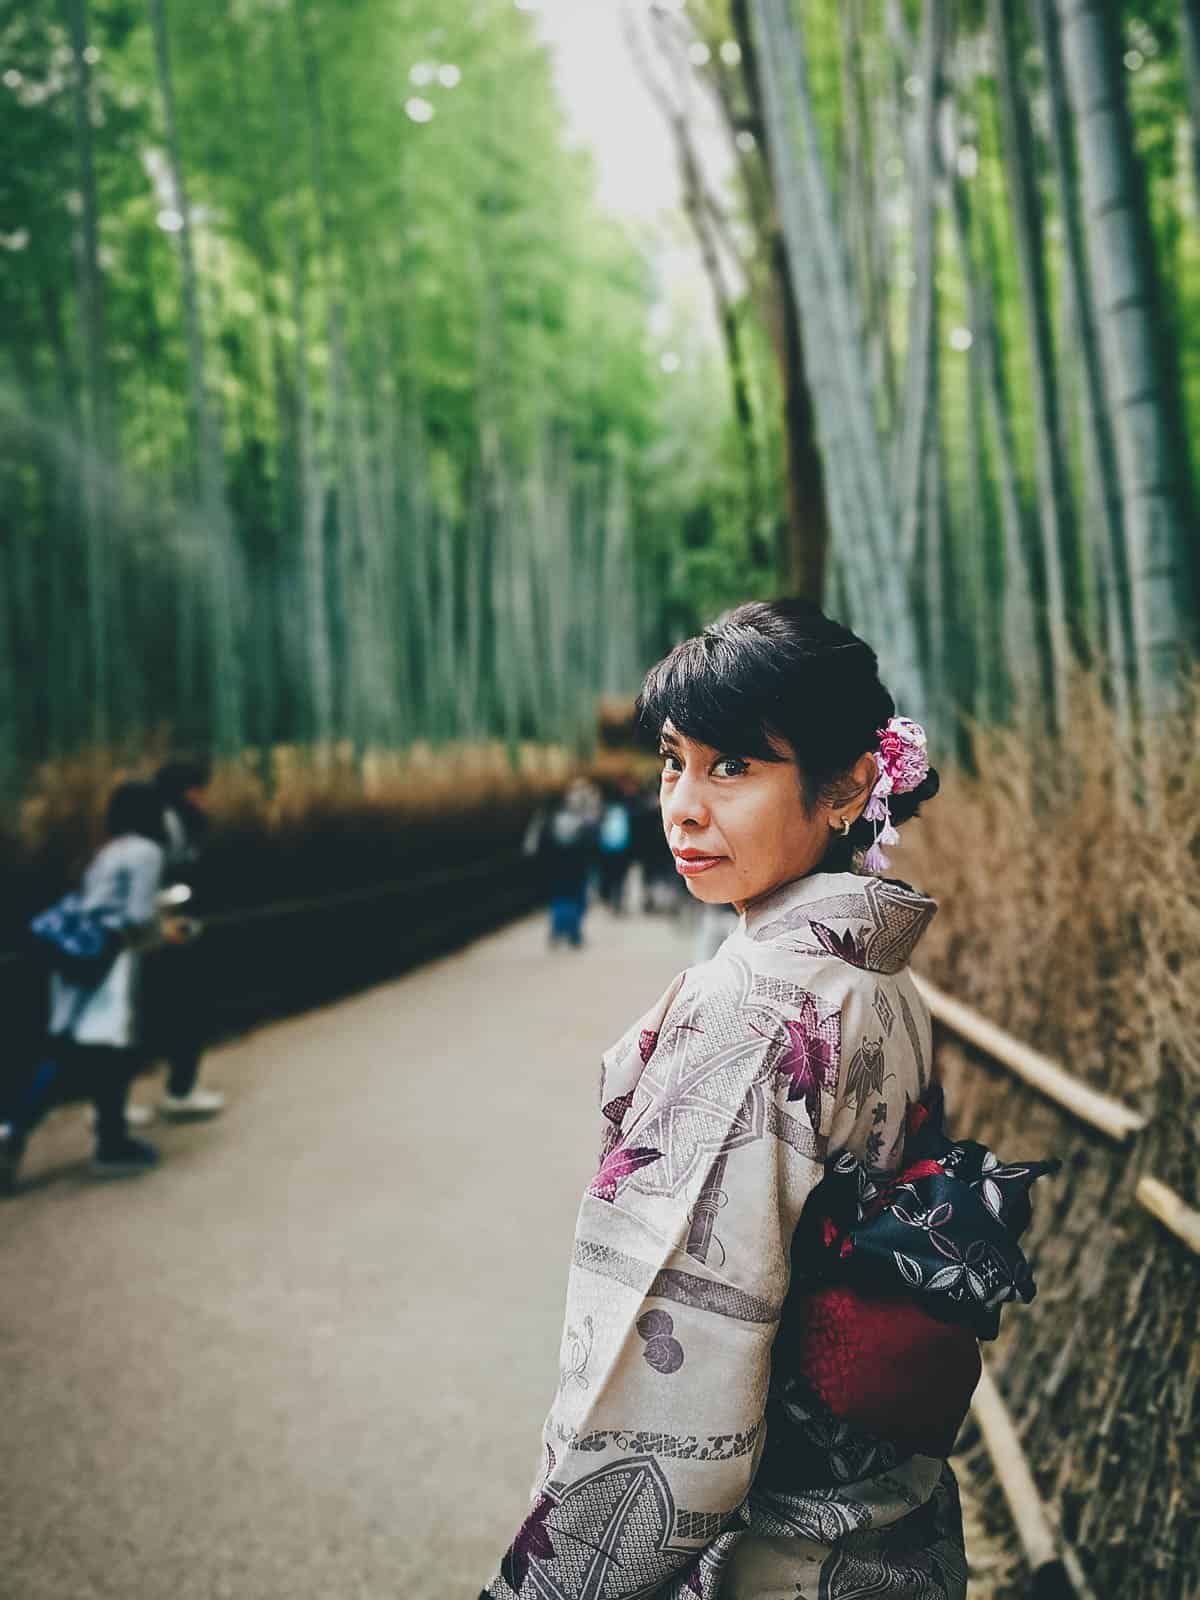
[0,781,190,1190]
[528,780,600,950]
[596,778,635,914]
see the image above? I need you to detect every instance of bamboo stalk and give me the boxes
[912,974,1146,1142]
[971,1363,1058,1571]
[1135,1177,1200,1256]
[971,1334,1097,1600]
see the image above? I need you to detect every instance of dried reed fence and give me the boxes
[901,681,1200,1600]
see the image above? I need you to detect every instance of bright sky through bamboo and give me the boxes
[531,0,723,220]
[528,0,730,346]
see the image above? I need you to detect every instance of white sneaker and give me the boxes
[159,1087,225,1118]
[87,1103,155,1129]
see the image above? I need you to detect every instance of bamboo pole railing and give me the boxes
[911,974,1147,1142]
[1134,1176,1200,1255]
[913,973,1197,1255]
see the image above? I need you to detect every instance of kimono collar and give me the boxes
[738,869,937,976]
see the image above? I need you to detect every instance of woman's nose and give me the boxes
[662,771,709,830]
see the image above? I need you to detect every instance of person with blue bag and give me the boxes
[0,780,190,1192]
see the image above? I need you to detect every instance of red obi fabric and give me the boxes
[790,1285,982,1459]
[783,1083,1056,1458]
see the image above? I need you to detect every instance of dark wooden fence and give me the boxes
[2,843,550,1110]
[925,980,1198,1600]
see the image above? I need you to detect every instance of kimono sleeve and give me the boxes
[481,965,831,1600]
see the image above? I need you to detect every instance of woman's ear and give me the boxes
[852,751,877,803]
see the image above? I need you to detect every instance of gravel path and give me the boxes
[1,905,1012,1598]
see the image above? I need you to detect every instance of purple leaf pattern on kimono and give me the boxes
[587,1143,664,1203]
[810,921,869,968]
[601,1091,633,1130]
[638,1028,659,1063]
[772,992,841,1129]
[500,1494,557,1593]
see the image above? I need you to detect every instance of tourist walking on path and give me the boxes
[152,757,224,1118]
[478,600,1054,1600]
[631,778,680,914]
[528,780,600,950]
[1,781,190,1189]
[596,780,635,913]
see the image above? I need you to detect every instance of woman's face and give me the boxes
[657,721,873,912]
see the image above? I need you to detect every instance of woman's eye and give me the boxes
[716,757,749,778]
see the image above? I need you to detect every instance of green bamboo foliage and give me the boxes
[683,0,1199,738]
[751,0,926,715]
[0,0,704,780]
[4,0,1200,776]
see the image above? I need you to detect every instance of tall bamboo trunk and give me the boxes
[1182,0,1200,214]
[66,0,112,741]
[892,0,944,576]
[838,0,894,428]
[963,329,1000,725]
[990,0,1078,733]
[288,235,334,747]
[751,0,924,712]
[938,91,1039,717]
[727,0,828,598]
[1055,0,1197,706]
[147,0,243,751]
[1032,0,1131,717]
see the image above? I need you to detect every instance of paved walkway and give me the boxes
[1,906,1011,1599]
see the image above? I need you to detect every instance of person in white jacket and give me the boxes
[2,782,189,1187]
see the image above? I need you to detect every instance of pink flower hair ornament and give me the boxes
[861,715,930,874]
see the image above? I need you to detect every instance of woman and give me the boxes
[3,781,185,1185]
[480,601,1050,1599]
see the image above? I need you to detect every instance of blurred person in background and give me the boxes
[151,757,224,1118]
[632,777,680,913]
[528,779,600,950]
[596,778,635,913]
[1,781,191,1188]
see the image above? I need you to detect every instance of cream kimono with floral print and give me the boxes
[482,870,967,1600]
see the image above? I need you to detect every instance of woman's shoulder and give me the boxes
[741,869,937,982]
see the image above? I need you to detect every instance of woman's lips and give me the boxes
[673,853,727,877]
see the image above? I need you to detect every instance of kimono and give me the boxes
[481,869,1042,1600]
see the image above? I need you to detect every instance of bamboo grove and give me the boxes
[636,0,1200,745]
[3,1,1199,784]
[0,0,766,783]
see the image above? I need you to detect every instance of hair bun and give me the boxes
[914,768,940,803]
[888,764,940,826]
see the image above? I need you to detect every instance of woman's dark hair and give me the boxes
[636,598,939,870]
[105,781,166,844]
